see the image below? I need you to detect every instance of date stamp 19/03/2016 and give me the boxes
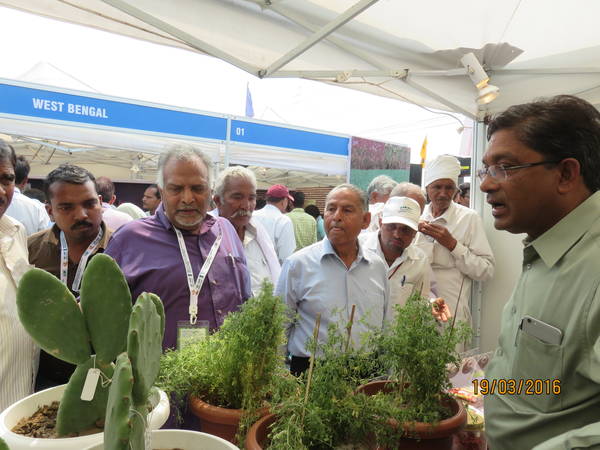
[473,378,561,395]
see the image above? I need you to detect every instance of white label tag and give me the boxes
[81,368,101,401]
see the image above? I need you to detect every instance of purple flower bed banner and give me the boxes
[349,136,411,191]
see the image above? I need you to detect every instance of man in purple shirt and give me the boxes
[106,144,251,350]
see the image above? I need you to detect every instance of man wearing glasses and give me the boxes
[414,155,494,345]
[482,95,600,450]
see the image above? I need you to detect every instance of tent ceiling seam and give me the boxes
[57,0,183,45]
[260,0,380,78]
[100,0,260,75]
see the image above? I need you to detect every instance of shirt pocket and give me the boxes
[511,330,563,413]
[432,242,454,268]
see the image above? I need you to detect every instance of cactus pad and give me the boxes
[80,254,132,364]
[104,353,134,450]
[16,268,90,365]
[56,356,114,436]
[128,293,163,406]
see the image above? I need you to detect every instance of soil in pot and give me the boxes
[10,401,102,438]
[357,380,466,450]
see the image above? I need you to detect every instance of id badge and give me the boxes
[176,320,209,349]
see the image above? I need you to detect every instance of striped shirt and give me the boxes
[0,215,37,411]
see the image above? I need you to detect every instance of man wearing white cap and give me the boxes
[414,155,494,337]
[359,196,448,322]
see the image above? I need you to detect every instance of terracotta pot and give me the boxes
[356,380,467,450]
[244,413,277,450]
[189,396,268,444]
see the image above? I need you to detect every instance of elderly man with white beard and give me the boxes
[212,166,280,295]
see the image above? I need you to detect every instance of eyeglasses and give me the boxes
[476,161,561,181]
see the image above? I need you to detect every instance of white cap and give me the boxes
[381,197,420,231]
[423,155,461,187]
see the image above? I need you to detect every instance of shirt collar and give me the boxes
[530,191,600,268]
[321,236,374,265]
[0,214,20,237]
[46,221,111,249]
[155,203,216,235]
[423,201,456,224]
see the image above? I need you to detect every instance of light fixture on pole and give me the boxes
[460,52,499,105]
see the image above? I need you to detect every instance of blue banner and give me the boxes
[0,81,350,157]
[230,119,349,156]
[0,82,227,140]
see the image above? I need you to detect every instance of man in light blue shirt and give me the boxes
[276,183,388,375]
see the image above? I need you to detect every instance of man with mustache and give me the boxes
[482,96,600,450]
[28,163,110,389]
[276,184,388,375]
[105,145,251,351]
[212,166,280,296]
[0,140,37,411]
[413,155,494,345]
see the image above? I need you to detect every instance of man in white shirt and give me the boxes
[414,155,495,333]
[252,184,296,264]
[276,184,388,375]
[213,166,280,296]
[360,196,447,322]
[96,176,132,231]
[6,155,51,235]
[0,141,37,411]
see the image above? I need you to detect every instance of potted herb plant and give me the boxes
[246,315,388,449]
[246,292,471,449]
[356,290,471,449]
[0,255,169,450]
[157,281,294,447]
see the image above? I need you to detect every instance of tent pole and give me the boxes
[470,119,487,351]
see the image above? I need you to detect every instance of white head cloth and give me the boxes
[423,155,461,187]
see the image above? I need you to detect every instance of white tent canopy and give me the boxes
[3,0,600,118]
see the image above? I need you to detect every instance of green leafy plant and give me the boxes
[360,290,472,447]
[267,316,388,449]
[157,280,293,444]
[16,254,132,436]
[262,292,471,449]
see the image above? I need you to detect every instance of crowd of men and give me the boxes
[1,94,600,449]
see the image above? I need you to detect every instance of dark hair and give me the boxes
[304,204,320,219]
[44,164,98,200]
[266,196,285,203]
[15,156,30,185]
[458,182,470,197]
[486,95,600,192]
[96,176,115,203]
[23,188,46,203]
[146,183,161,200]
[291,191,305,208]
[0,140,16,169]
[255,198,266,210]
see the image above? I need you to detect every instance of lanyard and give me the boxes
[60,228,104,293]
[175,227,222,324]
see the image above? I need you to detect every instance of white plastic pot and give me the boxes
[85,429,240,450]
[0,385,169,449]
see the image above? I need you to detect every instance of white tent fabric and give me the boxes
[3,0,600,118]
